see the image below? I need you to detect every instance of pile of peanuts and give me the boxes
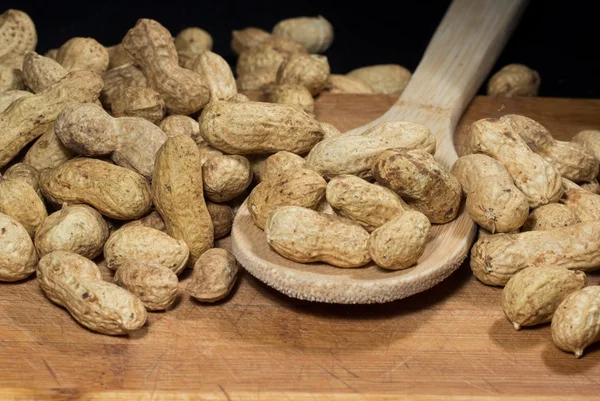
[1,7,592,356]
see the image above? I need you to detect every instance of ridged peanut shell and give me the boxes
[0,90,32,113]
[40,157,152,220]
[159,114,201,142]
[22,51,67,93]
[273,16,333,54]
[111,87,166,124]
[267,84,315,115]
[203,155,253,203]
[24,125,76,170]
[265,206,371,268]
[192,50,237,102]
[120,210,166,232]
[114,260,178,311]
[231,27,271,55]
[187,248,239,302]
[258,151,306,183]
[56,37,109,73]
[0,66,25,92]
[487,64,540,97]
[326,74,374,94]
[207,202,234,239]
[0,212,38,282]
[347,64,411,96]
[0,9,37,69]
[4,162,41,197]
[560,178,600,222]
[522,203,580,232]
[100,64,147,108]
[0,177,47,236]
[37,251,147,335]
[175,27,213,54]
[503,266,585,330]
[276,54,330,96]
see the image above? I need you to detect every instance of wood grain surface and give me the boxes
[2,94,600,400]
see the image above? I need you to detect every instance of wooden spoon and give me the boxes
[231,0,528,303]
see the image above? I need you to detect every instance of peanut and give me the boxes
[470,221,600,286]
[56,103,167,179]
[272,15,334,54]
[114,260,178,311]
[0,89,31,112]
[368,210,431,270]
[186,248,239,302]
[231,27,271,55]
[451,154,529,233]
[276,53,330,96]
[0,176,47,236]
[175,27,213,56]
[522,203,580,232]
[265,206,371,268]
[0,212,38,282]
[266,84,315,115]
[248,168,327,230]
[120,210,166,232]
[580,179,600,194]
[207,202,234,239]
[506,114,598,182]
[159,114,201,142]
[347,64,411,96]
[24,125,76,170]
[0,66,25,92]
[373,148,462,224]
[3,163,41,197]
[326,74,374,94]
[258,151,306,183]
[22,51,67,93]
[552,287,600,358]
[573,130,600,171]
[37,251,147,335]
[464,116,563,207]
[106,44,133,69]
[0,70,103,168]
[199,100,323,155]
[227,93,249,103]
[487,64,540,97]
[152,135,214,267]
[35,204,109,259]
[320,122,341,139]
[100,64,147,108]
[326,175,408,232]
[560,178,600,222]
[111,87,166,124]
[198,145,223,166]
[56,37,109,73]
[236,43,287,76]
[203,155,253,203]
[191,50,237,102]
[122,19,209,115]
[0,9,37,69]
[236,70,278,92]
[40,157,152,220]
[306,121,435,180]
[503,266,585,330]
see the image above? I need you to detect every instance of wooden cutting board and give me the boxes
[1,94,600,401]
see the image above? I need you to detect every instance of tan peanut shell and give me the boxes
[34,204,109,259]
[258,151,306,183]
[470,221,600,286]
[236,70,278,92]
[159,114,201,142]
[198,145,223,166]
[326,175,408,232]
[175,27,213,54]
[4,162,41,197]
[326,74,374,94]
[267,84,315,115]
[0,66,25,92]
[580,179,600,194]
[40,157,152,220]
[56,37,109,73]
[320,122,341,139]
[373,148,462,224]
[207,202,234,239]
[24,125,76,170]
[248,168,327,230]
[272,16,333,54]
[203,155,253,203]
[122,19,210,115]
[227,93,249,103]
[522,203,580,232]
[306,121,435,180]
[199,100,323,155]
[347,64,411,96]
[573,130,600,158]
[152,135,214,267]
[192,50,237,102]
[560,178,600,222]
[368,210,431,270]
[111,87,166,124]
[276,54,330,96]
[265,206,371,268]
[0,70,103,168]
[503,266,585,330]
[100,64,148,108]
[104,225,189,275]
[236,43,287,76]
[106,44,133,69]
[451,154,529,233]
[231,27,271,55]
[114,260,178,311]
[56,102,167,179]
[187,248,239,302]
[0,9,37,69]
[0,90,32,113]
[37,251,147,335]
[552,286,600,358]
[0,177,47,236]
[505,114,598,182]
[0,212,38,282]
[487,64,540,98]
[120,210,166,232]
[465,116,563,208]
[22,51,68,93]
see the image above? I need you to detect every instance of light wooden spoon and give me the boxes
[231,0,528,303]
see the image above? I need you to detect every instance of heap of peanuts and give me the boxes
[3,8,599,358]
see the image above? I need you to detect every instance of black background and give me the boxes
[5,0,599,98]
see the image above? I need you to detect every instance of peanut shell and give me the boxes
[186,248,239,302]
[114,260,178,311]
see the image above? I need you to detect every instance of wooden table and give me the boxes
[2,94,600,400]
